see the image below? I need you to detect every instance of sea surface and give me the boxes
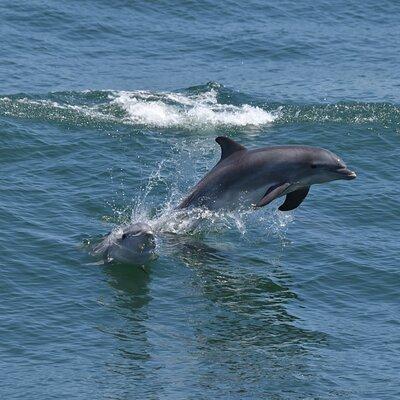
[1,1,399,399]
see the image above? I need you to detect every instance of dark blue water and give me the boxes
[1,1,399,399]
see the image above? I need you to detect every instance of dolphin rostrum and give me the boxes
[178,136,356,211]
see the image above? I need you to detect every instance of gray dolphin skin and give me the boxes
[178,136,356,211]
[93,222,156,265]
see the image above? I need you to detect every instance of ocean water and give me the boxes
[1,1,399,399]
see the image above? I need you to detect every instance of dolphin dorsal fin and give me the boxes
[215,136,246,161]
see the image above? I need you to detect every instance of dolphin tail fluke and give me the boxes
[278,187,310,211]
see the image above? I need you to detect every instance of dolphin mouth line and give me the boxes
[336,167,357,180]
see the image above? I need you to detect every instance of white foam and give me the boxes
[0,88,278,128]
[110,88,277,128]
[112,92,182,127]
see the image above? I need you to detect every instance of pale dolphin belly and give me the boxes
[205,184,273,210]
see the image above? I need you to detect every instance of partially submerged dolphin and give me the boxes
[93,222,156,265]
[179,136,356,211]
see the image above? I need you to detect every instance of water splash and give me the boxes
[97,134,296,250]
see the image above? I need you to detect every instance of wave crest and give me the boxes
[0,84,277,130]
[110,87,277,128]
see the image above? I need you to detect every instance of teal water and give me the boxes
[1,2,399,399]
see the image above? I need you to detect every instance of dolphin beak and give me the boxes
[337,167,357,180]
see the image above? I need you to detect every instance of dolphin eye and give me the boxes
[310,164,317,169]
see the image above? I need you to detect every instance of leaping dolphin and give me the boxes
[178,136,356,211]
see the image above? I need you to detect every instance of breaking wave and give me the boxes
[110,86,276,128]
[1,82,398,133]
[0,83,277,130]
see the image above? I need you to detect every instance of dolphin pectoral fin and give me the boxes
[255,183,291,208]
[278,187,310,211]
